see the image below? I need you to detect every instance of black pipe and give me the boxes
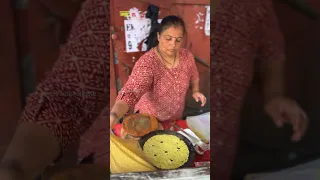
[194,56,210,68]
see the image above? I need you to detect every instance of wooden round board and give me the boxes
[122,113,159,137]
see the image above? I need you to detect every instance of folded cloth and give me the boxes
[110,134,156,174]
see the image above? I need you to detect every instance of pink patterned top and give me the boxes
[20,0,110,162]
[116,48,199,122]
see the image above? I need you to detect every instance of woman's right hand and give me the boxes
[110,115,116,129]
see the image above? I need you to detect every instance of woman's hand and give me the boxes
[264,96,309,142]
[110,113,117,130]
[192,92,206,107]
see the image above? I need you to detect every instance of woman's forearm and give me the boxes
[110,100,129,128]
[190,80,200,93]
[1,122,60,179]
[261,59,285,102]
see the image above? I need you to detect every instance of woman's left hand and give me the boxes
[192,92,206,106]
[264,96,309,142]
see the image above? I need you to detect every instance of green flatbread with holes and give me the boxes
[142,134,189,169]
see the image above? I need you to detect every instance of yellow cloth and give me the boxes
[110,134,156,174]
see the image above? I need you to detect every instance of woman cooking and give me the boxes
[0,1,207,178]
[109,15,208,175]
[110,15,207,131]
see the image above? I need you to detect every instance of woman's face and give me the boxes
[157,26,184,56]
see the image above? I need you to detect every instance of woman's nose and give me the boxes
[169,40,176,47]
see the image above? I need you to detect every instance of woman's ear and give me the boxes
[157,32,160,41]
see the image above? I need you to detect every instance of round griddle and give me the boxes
[138,130,196,169]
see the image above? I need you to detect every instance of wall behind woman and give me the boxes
[110,0,210,112]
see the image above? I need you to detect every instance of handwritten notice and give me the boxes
[124,7,150,53]
[124,19,162,53]
[124,19,151,53]
[124,7,162,53]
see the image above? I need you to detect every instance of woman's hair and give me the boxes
[146,15,186,51]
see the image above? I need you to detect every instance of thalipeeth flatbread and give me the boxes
[142,134,190,169]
